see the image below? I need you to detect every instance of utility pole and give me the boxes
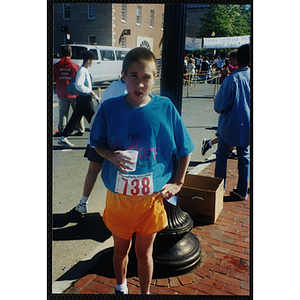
[161,4,187,115]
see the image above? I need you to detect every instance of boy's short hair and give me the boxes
[83,50,96,62]
[237,44,250,67]
[229,50,237,59]
[122,47,158,75]
[61,45,72,57]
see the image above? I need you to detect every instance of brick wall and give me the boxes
[113,4,164,58]
[53,3,164,58]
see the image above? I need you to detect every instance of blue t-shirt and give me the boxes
[90,94,195,194]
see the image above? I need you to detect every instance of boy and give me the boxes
[58,50,99,147]
[90,47,194,294]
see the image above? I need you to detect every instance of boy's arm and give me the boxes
[75,68,91,95]
[160,153,192,200]
[75,68,98,101]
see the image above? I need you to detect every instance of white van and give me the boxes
[53,44,131,84]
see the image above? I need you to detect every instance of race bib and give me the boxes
[115,171,154,196]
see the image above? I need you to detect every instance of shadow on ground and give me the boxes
[53,210,112,243]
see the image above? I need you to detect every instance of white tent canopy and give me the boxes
[202,35,250,49]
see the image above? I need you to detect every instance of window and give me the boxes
[140,40,151,50]
[100,50,115,61]
[68,46,87,59]
[120,37,126,48]
[137,6,142,25]
[121,4,127,22]
[116,50,129,60]
[63,4,70,20]
[89,35,96,45]
[150,10,154,28]
[161,13,164,30]
[88,4,95,20]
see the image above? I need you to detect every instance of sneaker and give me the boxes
[232,189,247,200]
[58,137,74,147]
[115,290,127,295]
[74,203,87,213]
[228,149,238,159]
[201,139,212,155]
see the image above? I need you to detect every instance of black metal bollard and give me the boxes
[152,199,201,278]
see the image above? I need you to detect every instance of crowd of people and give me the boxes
[53,43,250,295]
[183,51,239,85]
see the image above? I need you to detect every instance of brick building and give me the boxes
[53,3,164,58]
[186,4,210,38]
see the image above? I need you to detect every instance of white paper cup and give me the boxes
[123,150,139,171]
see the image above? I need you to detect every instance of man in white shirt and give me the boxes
[58,51,99,147]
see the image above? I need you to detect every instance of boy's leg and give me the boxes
[236,145,250,198]
[215,135,230,188]
[112,233,132,289]
[211,137,218,145]
[135,233,157,294]
[61,98,85,137]
[75,161,103,213]
[82,96,95,124]
[57,98,70,132]
[82,161,102,197]
[70,99,85,134]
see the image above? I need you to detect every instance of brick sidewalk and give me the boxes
[64,159,251,295]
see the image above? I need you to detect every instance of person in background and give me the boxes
[58,50,99,147]
[187,57,196,86]
[228,50,238,74]
[74,77,127,213]
[220,58,230,84]
[214,44,250,200]
[53,45,84,136]
[200,56,210,83]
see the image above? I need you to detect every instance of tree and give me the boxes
[196,5,251,38]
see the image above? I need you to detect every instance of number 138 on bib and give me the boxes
[115,171,154,196]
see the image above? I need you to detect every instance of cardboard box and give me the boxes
[178,174,224,224]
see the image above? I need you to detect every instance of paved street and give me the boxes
[52,77,221,290]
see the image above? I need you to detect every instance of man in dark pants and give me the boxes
[58,51,99,147]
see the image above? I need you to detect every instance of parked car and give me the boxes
[53,44,131,84]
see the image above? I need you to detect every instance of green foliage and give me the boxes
[197,5,251,38]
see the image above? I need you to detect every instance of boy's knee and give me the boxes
[135,250,152,263]
[135,245,153,262]
[114,246,131,258]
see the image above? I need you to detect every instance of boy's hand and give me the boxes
[109,150,134,173]
[90,91,96,98]
[159,154,191,200]
[160,182,183,200]
[90,91,100,103]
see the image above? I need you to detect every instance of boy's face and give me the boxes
[122,61,157,107]
[87,59,94,68]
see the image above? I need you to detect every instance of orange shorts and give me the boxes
[103,190,168,240]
